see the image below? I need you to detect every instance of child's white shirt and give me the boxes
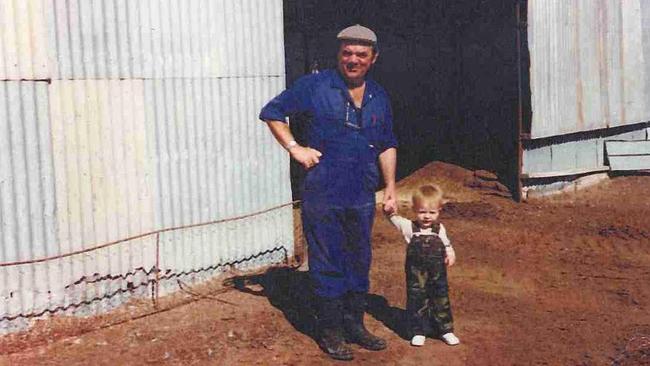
[388,214,452,247]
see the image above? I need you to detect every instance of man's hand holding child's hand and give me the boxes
[382,189,397,216]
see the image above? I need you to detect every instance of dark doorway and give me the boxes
[282,0,523,199]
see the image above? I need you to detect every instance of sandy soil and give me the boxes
[1,162,649,365]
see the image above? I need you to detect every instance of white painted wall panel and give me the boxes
[642,0,650,119]
[2,0,284,81]
[0,82,57,330]
[529,0,650,138]
[140,65,291,299]
[0,0,49,80]
[47,0,285,80]
[576,0,603,132]
[618,2,646,127]
[49,80,155,248]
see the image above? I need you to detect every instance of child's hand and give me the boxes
[445,247,456,267]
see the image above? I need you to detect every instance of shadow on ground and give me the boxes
[227,267,318,341]
[365,293,410,340]
[228,267,411,342]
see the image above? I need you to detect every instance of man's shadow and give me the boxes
[365,293,410,340]
[226,267,318,340]
[228,267,410,341]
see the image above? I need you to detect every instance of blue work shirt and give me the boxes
[260,69,398,207]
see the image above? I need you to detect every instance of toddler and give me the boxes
[386,184,460,347]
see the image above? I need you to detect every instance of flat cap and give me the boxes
[337,24,377,45]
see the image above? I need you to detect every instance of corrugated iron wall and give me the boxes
[528,0,650,139]
[644,0,650,113]
[0,0,291,334]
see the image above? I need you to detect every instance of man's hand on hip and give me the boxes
[290,146,323,169]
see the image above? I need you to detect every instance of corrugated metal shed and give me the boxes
[0,0,291,334]
[644,0,650,112]
[528,0,650,139]
[523,0,650,184]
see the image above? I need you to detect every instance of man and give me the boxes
[259,24,397,361]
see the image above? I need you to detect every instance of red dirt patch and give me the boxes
[443,202,499,220]
[611,332,650,366]
[599,225,650,241]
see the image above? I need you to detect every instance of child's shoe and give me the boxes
[410,335,426,346]
[441,332,460,346]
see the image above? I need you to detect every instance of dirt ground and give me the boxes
[1,162,649,365]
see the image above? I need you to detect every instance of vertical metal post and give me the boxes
[154,232,161,309]
[516,1,526,202]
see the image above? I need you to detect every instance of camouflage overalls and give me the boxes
[405,222,454,336]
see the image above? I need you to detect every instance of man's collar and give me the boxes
[330,69,377,89]
[329,69,378,105]
[329,69,351,91]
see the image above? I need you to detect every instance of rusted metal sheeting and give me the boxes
[528,0,650,138]
[0,0,290,333]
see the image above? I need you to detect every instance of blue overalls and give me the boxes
[259,70,398,299]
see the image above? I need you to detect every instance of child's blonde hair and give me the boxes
[412,184,445,209]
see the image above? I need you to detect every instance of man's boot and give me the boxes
[343,292,387,351]
[316,296,354,361]
[319,327,354,361]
